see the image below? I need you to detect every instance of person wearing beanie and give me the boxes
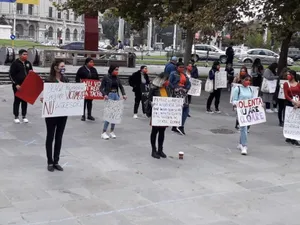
[164,56,177,75]
[75,57,99,121]
[9,49,33,124]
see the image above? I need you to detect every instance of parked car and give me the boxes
[238,48,294,66]
[59,42,84,50]
[192,44,227,63]
[288,48,300,61]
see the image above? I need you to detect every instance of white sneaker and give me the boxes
[110,132,117,139]
[22,118,29,123]
[133,114,138,119]
[101,132,110,140]
[237,144,242,150]
[14,118,20,124]
[241,146,248,155]
[266,109,274,113]
[273,108,278,113]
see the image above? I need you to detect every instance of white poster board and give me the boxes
[42,83,85,118]
[103,100,124,124]
[152,97,183,126]
[188,78,202,96]
[283,106,300,141]
[278,80,287,99]
[236,97,266,126]
[230,83,259,103]
[215,71,227,89]
[261,78,277,93]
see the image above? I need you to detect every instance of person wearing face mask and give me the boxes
[284,70,300,146]
[233,66,249,84]
[43,59,69,172]
[9,49,33,124]
[100,65,127,140]
[75,58,100,121]
[232,75,254,155]
[129,65,150,119]
[169,62,191,135]
[206,61,222,113]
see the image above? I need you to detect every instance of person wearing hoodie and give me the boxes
[148,73,170,159]
[9,49,33,124]
[164,56,177,75]
[232,75,254,155]
[75,57,99,121]
[206,61,221,113]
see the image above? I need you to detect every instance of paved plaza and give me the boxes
[1,84,300,225]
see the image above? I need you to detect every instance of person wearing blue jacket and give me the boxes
[164,56,177,75]
[168,62,191,135]
[206,61,221,113]
[232,75,253,155]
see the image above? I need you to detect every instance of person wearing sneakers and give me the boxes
[232,75,254,155]
[9,49,33,124]
[284,70,300,146]
[44,59,69,172]
[148,72,170,159]
[206,61,222,114]
[100,65,127,140]
[262,63,278,113]
[169,62,191,135]
[164,56,177,75]
[129,65,150,119]
[75,57,99,121]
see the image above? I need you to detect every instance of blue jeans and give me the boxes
[182,106,189,127]
[103,92,119,132]
[240,126,248,146]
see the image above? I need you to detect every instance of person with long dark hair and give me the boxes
[100,65,127,140]
[206,61,221,113]
[75,57,99,121]
[44,59,68,172]
[262,63,278,113]
[251,58,264,87]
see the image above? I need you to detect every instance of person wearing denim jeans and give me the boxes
[103,92,120,137]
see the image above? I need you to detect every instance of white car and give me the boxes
[192,44,227,63]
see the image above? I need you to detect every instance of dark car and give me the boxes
[59,42,84,50]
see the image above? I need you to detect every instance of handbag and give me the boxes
[205,78,214,93]
[261,78,277,93]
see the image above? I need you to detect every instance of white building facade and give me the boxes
[0,0,84,44]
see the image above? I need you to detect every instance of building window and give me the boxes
[16,3,23,14]
[28,4,33,15]
[58,11,61,19]
[49,7,53,18]
[73,29,78,41]
[48,27,53,39]
[66,28,70,40]
[66,10,70,20]
[57,28,62,38]
[16,24,24,38]
[29,25,35,38]
[81,30,84,41]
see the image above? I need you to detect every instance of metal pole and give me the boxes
[12,2,16,48]
[173,24,177,51]
[147,18,152,52]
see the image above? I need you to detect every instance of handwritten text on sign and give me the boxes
[151,97,183,126]
[81,79,103,100]
[237,97,266,126]
[42,83,85,118]
[188,78,202,96]
[215,71,227,89]
[283,106,300,141]
[103,100,124,124]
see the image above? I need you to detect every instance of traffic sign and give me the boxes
[10,34,16,40]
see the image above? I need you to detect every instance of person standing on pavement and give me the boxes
[44,59,68,172]
[186,61,199,105]
[275,67,288,127]
[164,56,177,75]
[148,72,170,159]
[206,61,222,114]
[251,58,264,88]
[226,43,235,65]
[169,62,191,135]
[75,57,99,121]
[9,49,33,124]
[232,75,253,155]
[100,65,127,140]
[129,65,150,119]
[225,63,235,92]
[262,63,278,113]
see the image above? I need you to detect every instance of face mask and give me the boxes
[60,68,66,75]
[112,70,119,76]
[243,80,250,87]
[21,55,28,61]
[287,75,293,81]
[143,69,148,74]
[187,66,193,71]
[240,72,246,76]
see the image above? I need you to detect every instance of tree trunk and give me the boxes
[277,32,294,76]
[84,15,99,52]
[183,27,194,66]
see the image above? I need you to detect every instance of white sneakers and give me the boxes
[101,132,117,140]
[14,118,29,124]
[237,144,247,155]
[23,118,29,123]
[14,118,20,124]
[133,114,138,119]
[273,108,278,113]
[266,109,274,113]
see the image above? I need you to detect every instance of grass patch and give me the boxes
[0,39,56,49]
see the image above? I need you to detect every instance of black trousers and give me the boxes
[134,91,145,114]
[12,85,27,118]
[150,126,166,151]
[188,95,192,104]
[206,89,221,110]
[45,116,68,165]
[278,99,285,124]
[83,99,93,117]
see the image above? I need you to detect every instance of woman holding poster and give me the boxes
[206,61,221,114]
[232,75,253,155]
[75,58,99,122]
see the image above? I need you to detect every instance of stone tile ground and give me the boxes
[0,85,300,225]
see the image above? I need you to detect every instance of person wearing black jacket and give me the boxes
[75,58,99,121]
[43,59,69,172]
[129,65,150,118]
[226,43,234,65]
[9,49,33,124]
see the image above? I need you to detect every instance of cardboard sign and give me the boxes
[42,83,85,118]
[103,100,124,124]
[230,83,259,103]
[151,97,183,126]
[283,106,300,141]
[81,79,103,100]
[15,71,43,105]
[215,71,227,89]
[188,78,202,96]
[278,80,287,99]
[236,97,266,127]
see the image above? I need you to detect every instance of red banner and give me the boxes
[15,71,43,105]
[82,79,103,100]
